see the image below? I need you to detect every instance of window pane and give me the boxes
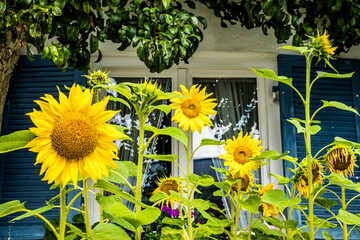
[192,78,259,212]
[107,78,172,206]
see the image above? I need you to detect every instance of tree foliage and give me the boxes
[1,0,360,74]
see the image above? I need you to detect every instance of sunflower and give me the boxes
[258,183,279,217]
[228,172,254,192]
[296,160,324,199]
[26,84,127,187]
[326,145,356,177]
[321,30,338,56]
[220,131,264,177]
[152,175,184,208]
[170,84,217,133]
[308,29,338,59]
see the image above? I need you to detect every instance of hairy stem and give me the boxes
[83,180,92,234]
[59,184,67,240]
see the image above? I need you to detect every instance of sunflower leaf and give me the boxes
[91,223,131,240]
[250,150,288,161]
[261,189,301,212]
[149,105,172,115]
[322,231,336,240]
[199,138,225,147]
[306,216,337,229]
[337,209,360,225]
[333,137,360,149]
[11,204,55,221]
[144,126,188,148]
[0,200,26,218]
[104,162,129,185]
[249,68,293,87]
[122,161,138,176]
[66,223,89,239]
[314,197,337,209]
[321,100,359,116]
[214,182,231,192]
[239,195,261,214]
[0,130,35,154]
[108,95,131,110]
[149,191,168,202]
[278,46,309,54]
[144,154,178,162]
[316,71,354,80]
[188,173,214,187]
[326,173,360,192]
[162,217,187,227]
[210,166,230,176]
[269,173,292,185]
[251,221,283,237]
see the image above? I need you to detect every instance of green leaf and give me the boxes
[337,209,360,225]
[287,118,306,133]
[210,166,230,176]
[321,100,359,116]
[213,189,228,197]
[96,194,161,229]
[0,130,35,153]
[316,71,354,80]
[0,1,7,14]
[0,200,26,218]
[162,217,187,227]
[188,173,214,187]
[161,226,183,239]
[162,0,171,9]
[122,161,137,176]
[262,189,301,212]
[308,125,321,135]
[144,154,178,162]
[106,84,132,100]
[108,95,131,110]
[269,173,292,185]
[93,180,148,208]
[333,137,360,149]
[104,161,129,185]
[91,223,131,240]
[149,191,168,202]
[240,195,261,214]
[66,223,88,239]
[314,197,337,209]
[149,105,172,115]
[250,150,288,160]
[249,68,293,87]
[307,216,337,229]
[278,46,309,54]
[199,138,225,147]
[90,34,99,54]
[262,217,298,230]
[322,231,336,240]
[11,205,54,221]
[326,173,360,192]
[144,126,188,147]
[252,220,283,237]
[214,181,231,192]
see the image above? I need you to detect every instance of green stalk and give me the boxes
[305,53,315,240]
[186,129,193,240]
[341,187,348,240]
[59,184,67,240]
[135,112,146,240]
[287,184,296,240]
[248,213,253,240]
[234,181,241,240]
[83,180,92,234]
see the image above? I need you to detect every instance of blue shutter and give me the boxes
[0,55,86,239]
[278,54,360,239]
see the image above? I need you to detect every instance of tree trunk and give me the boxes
[0,24,27,134]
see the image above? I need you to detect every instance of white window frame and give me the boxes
[89,51,284,223]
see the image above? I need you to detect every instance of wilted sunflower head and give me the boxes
[227,173,254,192]
[326,145,356,177]
[152,175,183,208]
[308,29,338,67]
[85,69,111,87]
[295,159,324,199]
[258,183,279,217]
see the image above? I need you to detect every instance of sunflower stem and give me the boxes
[135,113,146,240]
[234,181,241,240]
[305,53,315,240]
[59,184,67,240]
[341,187,348,240]
[83,180,92,235]
[248,213,253,240]
[287,183,296,240]
[186,129,193,240]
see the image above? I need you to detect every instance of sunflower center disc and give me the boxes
[51,112,99,160]
[181,99,201,118]
[234,146,252,164]
[160,180,179,195]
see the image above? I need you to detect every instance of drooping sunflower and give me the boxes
[170,84,217,133]
[26,84,127,187]
[228,172,254,192]
[220,131,264,177]
[152,175,184,208]
[295,159,324,199]
[326,145,356,177]
[258,183,279,217]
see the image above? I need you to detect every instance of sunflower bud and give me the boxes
[308,29,338,61]
[85,69,111,87]
[326,145,356,177]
